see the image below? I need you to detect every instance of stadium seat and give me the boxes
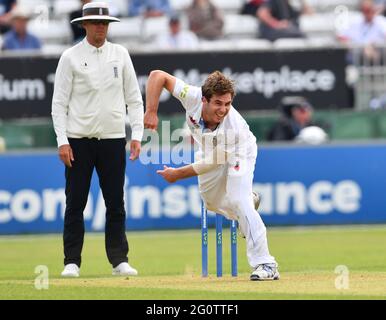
[300,10,362,38]
[108,17,142,42]
[300,13,336,36]
[41,43,70,55]
[212,0,244,13]
[234,38,272,50]
[223,14,258,39]
[306,36,337,48]
[170,0,244,14]
[169,0,192,12]
[198,39,235,51]
[273,38,308,49]
[307,0,360,12]
[28,19,72,45]
[18,0,50,10]
[53,0,79,18]
[142,16,169,42]
[110,0,129,16]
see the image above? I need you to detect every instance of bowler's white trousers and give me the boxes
[198,144,276,269]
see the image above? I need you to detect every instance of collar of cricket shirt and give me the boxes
[83,37,108,53]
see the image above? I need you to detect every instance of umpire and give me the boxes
[52,2,144,277]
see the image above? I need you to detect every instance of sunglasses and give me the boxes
[297,106,311,113]
[89,20,109,25]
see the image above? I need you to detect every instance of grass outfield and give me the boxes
[1,225,386,300]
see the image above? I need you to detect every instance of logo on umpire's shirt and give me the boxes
[113,67,118,78]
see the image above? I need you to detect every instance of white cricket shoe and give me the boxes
[253,192,261,210]
[250,263,280,281]
[61,264,80,278]
[112,262,138,276]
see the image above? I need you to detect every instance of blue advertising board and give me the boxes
[1,143,386,234]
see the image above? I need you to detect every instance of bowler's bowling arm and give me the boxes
[144,70,176,130]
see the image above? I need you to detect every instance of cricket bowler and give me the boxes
[144,70,279,281]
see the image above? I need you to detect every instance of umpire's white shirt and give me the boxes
[52,38,144,147]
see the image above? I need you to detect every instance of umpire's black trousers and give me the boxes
[63,138,128,268]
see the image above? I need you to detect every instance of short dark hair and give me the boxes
[201,71,235,101]
[169,14,180,24]
[280,96,312,118]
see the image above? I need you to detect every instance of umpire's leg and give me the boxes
[95,138,129,267]
[64,138,95,267]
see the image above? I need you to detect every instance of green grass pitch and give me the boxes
[1,225,386,300]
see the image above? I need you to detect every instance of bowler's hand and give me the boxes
[130,140,141,161]
[157,165,179,183]
[144,110,159,131]
[59,144,74,168]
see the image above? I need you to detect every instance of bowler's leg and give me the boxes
[225,158,276,268]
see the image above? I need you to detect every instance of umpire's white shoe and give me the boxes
[61,264,80,278]
[250,263,280,281]
[253,192,261,210]
[112,262,138,276]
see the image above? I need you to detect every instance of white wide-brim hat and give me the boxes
[71,1,120,24]
[10,6,33,20]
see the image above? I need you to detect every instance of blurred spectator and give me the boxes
[187,0,224,40]
[155,14,199,50]
[128,0,171,18]
[1,6,42,51]
[103,0,122,17]
[240,0,265,16]
[369,92,386,109]
[337,0,386,109]
[0,0,16,34]
[0,135,6,152]
[337,0,386,62]
[374,0,386,14]
[266,96,327,142]
[69,0,91,44]
[257,0,312,41]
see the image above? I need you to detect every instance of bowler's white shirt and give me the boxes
[172,79,257,165]
[52,38,144,147]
